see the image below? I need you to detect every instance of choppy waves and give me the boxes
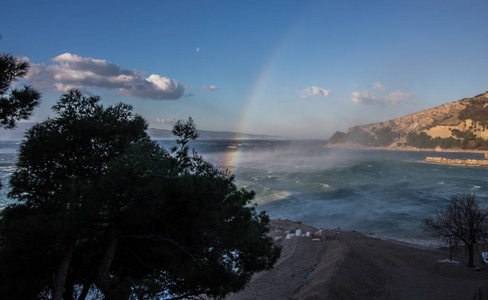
[1,139,488,246]
[203,141,488,246]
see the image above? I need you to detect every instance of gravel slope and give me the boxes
[227,219,488,300]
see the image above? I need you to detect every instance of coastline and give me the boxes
[327,143,488,167]
[326,143,488,155]
[228,219,488,300]
[425,156,488,167]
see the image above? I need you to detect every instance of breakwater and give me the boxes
[425,156,488,167]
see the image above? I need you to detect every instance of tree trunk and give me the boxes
[63,273,75,300]
[77,282,90,300]
[94,224,132,299]
[53,242,76,300]
[468,243,475,268]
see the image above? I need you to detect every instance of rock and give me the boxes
[425,157,488,167]
[328,92,488,150]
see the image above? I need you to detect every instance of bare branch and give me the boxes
[424,194,488,267]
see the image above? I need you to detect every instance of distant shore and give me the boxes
[326,143,488,155]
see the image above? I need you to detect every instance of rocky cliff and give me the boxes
[328,91,488,150]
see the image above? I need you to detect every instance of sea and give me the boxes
[1,139,488,247]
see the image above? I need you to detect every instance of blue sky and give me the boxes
[1,0,487,139]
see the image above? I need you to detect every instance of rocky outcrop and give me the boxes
[354,99,467,135]
[329,91,488,150]
[423,119,488,139]
[425,157,488,167]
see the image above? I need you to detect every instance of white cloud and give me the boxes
[372,82,386,91]
[155,117,180,125]
[196,47,200,52]
[351,90,378,104]
[384,90,416,105]
[298,86,331,99]
[53,83,84,93]
[203,85,218,91]
[52,53,123,77]
[351,90,415,105]
[25,53,187,100]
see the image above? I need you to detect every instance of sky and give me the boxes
[1,0,488,139]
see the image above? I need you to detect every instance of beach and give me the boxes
[227,219,488,300]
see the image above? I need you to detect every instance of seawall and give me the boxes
[425,156,488,167]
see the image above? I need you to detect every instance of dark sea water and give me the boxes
[1,139,487,246]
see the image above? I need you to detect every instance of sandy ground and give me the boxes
[227,219,488,300]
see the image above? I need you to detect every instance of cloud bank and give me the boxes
[25,53,187,100]
[372,82,386,91]
[155,117,180,125]
[351,90,415,105]
[203,85,218,91]
[298,86,331,99]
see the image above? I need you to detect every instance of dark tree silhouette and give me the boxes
[424,194,488,268]
[0,53,40,129]
[0,90,280,299]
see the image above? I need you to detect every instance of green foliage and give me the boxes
[461,131,478,149]
[375,127,400,147]
[0,90,279,299]
[458,100,488,127]
[405,132,465,149]
[171,117,199,168]
[450,129,466,139]
[328,127,399,147]
[327,131,347,144]
[435,136,462,149]
[346,127,376,146]
[0,53,41,129]
[1,90,149,299]
[406,132,436,148]
[332,126,488,150]
[405,129,488,149]
[448,128,488,149]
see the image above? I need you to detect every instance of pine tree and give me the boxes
[0,53,40,129]
[0,90,280,299]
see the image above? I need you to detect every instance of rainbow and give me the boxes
[220,9,309,169]
[221,63,272,168]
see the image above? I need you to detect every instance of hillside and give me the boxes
[328,91,488,150]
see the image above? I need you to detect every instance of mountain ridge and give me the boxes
[0,124,282,141]
[328,91,488,150]
[147,128,282,140]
